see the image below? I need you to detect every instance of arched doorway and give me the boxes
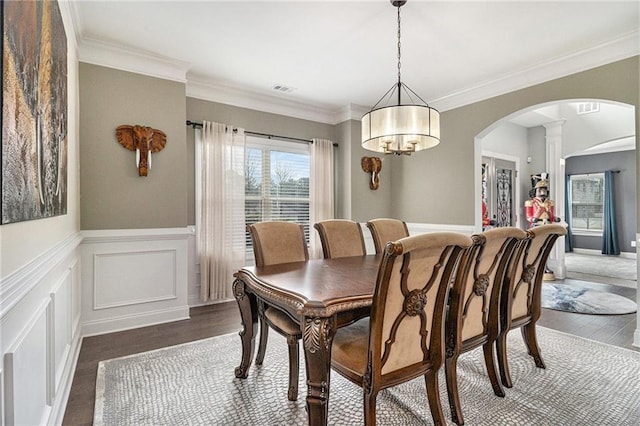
[473,99,636,280]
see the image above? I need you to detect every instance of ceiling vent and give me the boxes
[272,84,296,93]
[577,102,600,115]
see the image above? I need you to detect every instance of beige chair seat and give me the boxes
[331,318,369,378]
[264,307,300,336]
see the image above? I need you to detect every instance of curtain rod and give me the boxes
[186,120,337,146]
[567,170,621,176]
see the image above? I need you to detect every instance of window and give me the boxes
[569,173,604,233]
[245,136,310,254]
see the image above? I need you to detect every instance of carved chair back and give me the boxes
[331,232,473,425]
[501,224,566,327]
[444,226,527,425]
[371,232,471,376]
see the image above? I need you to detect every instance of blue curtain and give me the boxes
[564,175,573,252]
[602,170,620,255]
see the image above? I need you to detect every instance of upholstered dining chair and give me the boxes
[331,232,474,426]
[247,221,309,401]
[496,223,567,388]
[445,226,527,425]
[314,219,370,327]
[366,218,409,254]
[314,219,366,259]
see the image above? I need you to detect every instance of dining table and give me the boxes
[232,254,382,426]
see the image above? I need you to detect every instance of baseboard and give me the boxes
[571,247,637,260]
[81,305,190,337]
[188,294,234,307]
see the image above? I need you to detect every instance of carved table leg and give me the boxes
[233,277,258,379]
[303,316,335,426]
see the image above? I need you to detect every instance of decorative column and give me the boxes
[543,121,566,279]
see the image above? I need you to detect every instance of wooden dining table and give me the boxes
[232,254,382,426]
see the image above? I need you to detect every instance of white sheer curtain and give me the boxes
[309,138,335,259]
[195,121,246,301]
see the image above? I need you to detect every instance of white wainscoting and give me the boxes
[0,233,82,426]
[80,228,192,337]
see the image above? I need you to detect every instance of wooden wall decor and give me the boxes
[116,125,167,176]
[361,156,382,190]
[1,0,68,224]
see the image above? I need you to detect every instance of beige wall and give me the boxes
[79,64,188,229]
[0,6,81,278]
[344,119,395,222]
[77,57,638,233]
[392,56,639,226]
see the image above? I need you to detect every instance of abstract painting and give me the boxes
[2,0,67,224]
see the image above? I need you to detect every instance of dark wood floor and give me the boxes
[62,283,638,426]
[537,278,638,351]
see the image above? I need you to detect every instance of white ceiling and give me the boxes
[69,1,639,123]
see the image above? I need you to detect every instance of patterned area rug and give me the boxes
[541,280,637,315]
[94,328,640,426]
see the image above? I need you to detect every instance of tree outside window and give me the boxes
[245,139,310,254]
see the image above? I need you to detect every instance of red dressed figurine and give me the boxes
[525,174,559,280]
[525,176,555,228]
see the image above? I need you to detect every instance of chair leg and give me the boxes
[521,324,545,369]
[445,355,464,425]
[363,388,378,426]
[255,312,269,366]
[286,335,299,401]
[482,342,505,397]
[424,370,446,426]
[496,333,513,388]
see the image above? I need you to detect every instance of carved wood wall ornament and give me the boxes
[116,124,167,176]
[361,156,382,190]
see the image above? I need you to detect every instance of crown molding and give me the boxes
[337,104,370,123]
[186,78,343,124]
[78,37,191,83]
[430,31,639,113]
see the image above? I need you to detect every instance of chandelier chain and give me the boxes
[397,4,402,85]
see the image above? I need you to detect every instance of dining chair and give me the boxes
[246,221,309,401]
[331,232,474,426]
[496,223,567,388]
[366,218,409,254]
[445,226,527,425]
[314,219,366,259]
[314,219,371,327]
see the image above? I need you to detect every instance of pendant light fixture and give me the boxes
[361,0,440,155]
